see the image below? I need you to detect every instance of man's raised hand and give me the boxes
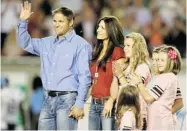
[20,1,33,20]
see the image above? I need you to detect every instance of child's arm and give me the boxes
[130,73,170,105]
[129,73,156,104]
[172,86,183,113]
[112,59,129,86]
[172,98,183,114]
[137,83,156,104]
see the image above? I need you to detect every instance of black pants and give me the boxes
[1,33,8,50]
[7,124,16,130]
[142,118,147,130]
[31,113,40,130]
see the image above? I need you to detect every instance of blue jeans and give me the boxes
[89,102,116,130]
[38,92,78,130]
[176,108,186,130]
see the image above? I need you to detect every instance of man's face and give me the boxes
[53,13,72,36]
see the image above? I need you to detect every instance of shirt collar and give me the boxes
[55,30,75,43]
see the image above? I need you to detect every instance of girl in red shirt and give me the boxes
[89,16,125,130]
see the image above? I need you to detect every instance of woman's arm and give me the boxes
[103,77,118,118]
[110,77,119,101]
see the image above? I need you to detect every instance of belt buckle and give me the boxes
[94,98,104,104]
[96,99,100,104]
[92,98,97,104]
[56,92,62,96]
[93,98,98,104]
[94,99,97,104]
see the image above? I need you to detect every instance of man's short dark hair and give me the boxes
[52,7,75,21]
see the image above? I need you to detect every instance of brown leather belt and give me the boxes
[92,97,109,104]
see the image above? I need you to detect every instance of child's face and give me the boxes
[152,53,158,68]
[124,38,134,58]
[157,52,168,72]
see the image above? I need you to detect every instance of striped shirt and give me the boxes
[147,73,178,130]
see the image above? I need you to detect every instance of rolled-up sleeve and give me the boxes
[74,43,92,108]
[149,76,168,100]
[16,20,42,56]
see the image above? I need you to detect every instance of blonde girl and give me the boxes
[113,32,152,130]
[151,45,183,129]
[130,46,183,130]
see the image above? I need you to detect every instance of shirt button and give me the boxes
[48,81,50,84]
[50,73,53,75]
[53,62,55,65]
[58,45,61,47]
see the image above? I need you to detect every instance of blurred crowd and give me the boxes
[1,75,44,130]
[1,0,186,57]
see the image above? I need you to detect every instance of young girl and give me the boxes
[113,32,152,130]
[152,45,167,75]
[130,46,183,130]
[116,85,142,130]
[151,46,184,129]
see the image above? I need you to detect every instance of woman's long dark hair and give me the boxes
[92,16,124,71]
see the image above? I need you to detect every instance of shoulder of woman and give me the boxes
[112,47,125,60]
[114,46,124,52]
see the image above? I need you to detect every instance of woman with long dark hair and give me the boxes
[88,16,125,130]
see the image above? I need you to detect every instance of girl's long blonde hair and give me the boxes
[116,85,142,129]
[125,32,150,72]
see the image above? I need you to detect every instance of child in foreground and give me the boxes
[116,85,142,130]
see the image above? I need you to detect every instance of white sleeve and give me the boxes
[120,111,135,130]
